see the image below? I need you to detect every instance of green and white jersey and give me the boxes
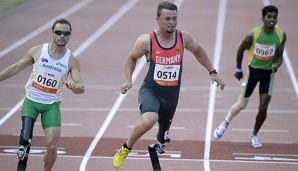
[25,43,70,104]
[247,26,284,70]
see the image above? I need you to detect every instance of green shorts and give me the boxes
[21,98,61,129]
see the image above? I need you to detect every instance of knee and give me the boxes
[141,119,156,129]
[259,94,271,113]
[258,105,268,114]
[141,113,158,129]
[236,100,247,111]
[46,143,57,154]
[45,135,59,154]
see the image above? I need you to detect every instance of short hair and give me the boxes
[262,5,278,18]
[51,18,72,31]
[157,1,178,17]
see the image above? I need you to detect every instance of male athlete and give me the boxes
[113,1,225,169]
[0,18,85,170]
[214,5,286,148]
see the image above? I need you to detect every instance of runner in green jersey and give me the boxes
[0,18,85,171]
[214,5,286,148]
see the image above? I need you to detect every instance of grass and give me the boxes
[0,0,27,15]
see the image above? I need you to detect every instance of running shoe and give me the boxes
[213,122,228,139]
[17,145,27,160]
[250,135,262,148]
[113,146,131,169]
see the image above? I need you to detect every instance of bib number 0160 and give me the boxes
[37,75,58,87]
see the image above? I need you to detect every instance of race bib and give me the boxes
[254,43,276,60]
[32,70,62,94]
[153,64,180,86]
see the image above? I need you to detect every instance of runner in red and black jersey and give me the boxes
[113,1,225,169]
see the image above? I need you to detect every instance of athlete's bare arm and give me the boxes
[272,32,286,73]
[65,55,85,94]
[182,31,225,90]
[234,33,253,80]
[121,34,150,94]
[0,46,40,81]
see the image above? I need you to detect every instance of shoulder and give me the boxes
[241,28,254,44]
[248,26,262,38]
[68,54,80,70]
[274,27,284,33]
[69,54,79,65]
[180,30,191,40]
[29,44,43,53]
[252,25,262,31]
[27,44,43,61]
[137,33,150,44]
[180,30,195,46]
[133,33,151,50]
[274,27,286,43]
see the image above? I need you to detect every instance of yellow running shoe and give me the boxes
[113,146,131,169]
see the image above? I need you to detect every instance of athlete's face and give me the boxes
[51,23,71,47]
[262,11,278,30]
[157,9,178,34]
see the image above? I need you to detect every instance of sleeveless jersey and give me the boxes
[25,43,70,104]
[143,29,184,96]
[247,26,284,70]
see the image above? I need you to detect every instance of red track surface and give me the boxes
[0,0,297,171]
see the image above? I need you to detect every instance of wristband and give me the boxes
[209,69,217,75]
[235,68,242,72]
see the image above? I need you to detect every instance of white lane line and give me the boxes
[231,140,293,144]
[234,152,298,162]
[79,1,185,170]
[1,152,298,165]
[282,49,298,98]
[262,0,298,98]
[0,0,94,126]
[0,98,24,126]
[234,153,298,157]
[204,0,227,171]
[235,156,298,162]
[78,0,142,170]
[232,128,288,133]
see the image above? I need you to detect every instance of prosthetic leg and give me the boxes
[156,122,171,153]
[148,122,172,171]
[17,116,35,171]
[148,144,162,171]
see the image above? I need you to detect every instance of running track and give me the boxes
[0,0,297,171]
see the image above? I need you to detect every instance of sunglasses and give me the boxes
[53,30,71,36]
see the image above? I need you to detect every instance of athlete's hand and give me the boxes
[272,64,278,73]
[121,82,133,94]
[65,80,76,90]
[234,71,243,81]
[210,74,225,90]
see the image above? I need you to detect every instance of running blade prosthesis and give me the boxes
[148,143,162,171]
[148,135,170,171]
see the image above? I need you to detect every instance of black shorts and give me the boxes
[244,66,274,97]
[138,86,179,124]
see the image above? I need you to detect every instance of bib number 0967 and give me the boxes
[255,48,274,56]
